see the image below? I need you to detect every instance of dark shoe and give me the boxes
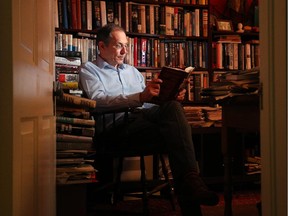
[179,172,219,206]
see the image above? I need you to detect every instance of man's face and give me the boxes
[99,30,128,67]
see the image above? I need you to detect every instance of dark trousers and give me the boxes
[97,101,198,188]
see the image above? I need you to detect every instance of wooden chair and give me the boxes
[91,108,176,216]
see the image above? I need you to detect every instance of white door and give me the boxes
[11,0,55,215]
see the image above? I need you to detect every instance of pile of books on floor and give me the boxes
[245,156,261,175]
[183,106,222,127]
[201,67,260,101]
[55,50,98,185]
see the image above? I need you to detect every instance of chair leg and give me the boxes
[159,154,176,211]
[113,156,124,205]
[140,155,150,216]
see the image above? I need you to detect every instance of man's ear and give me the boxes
[98,41,105,51]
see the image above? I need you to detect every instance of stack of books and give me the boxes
[55,50,97,185]
[201,67,260,101]
[183,106,221,127]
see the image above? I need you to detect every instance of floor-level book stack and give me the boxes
[55,50,97,185]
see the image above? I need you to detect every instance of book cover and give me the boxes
[151,66,194,104]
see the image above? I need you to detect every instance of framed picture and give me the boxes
[216,19,234,32]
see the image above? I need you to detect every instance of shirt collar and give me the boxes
[96,55,126,70]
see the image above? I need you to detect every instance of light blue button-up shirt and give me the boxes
[80,56,146,110]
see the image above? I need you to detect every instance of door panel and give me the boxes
[13,0,55,215]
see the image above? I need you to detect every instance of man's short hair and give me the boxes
[97,24,126,46]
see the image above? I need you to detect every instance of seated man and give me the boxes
[80,23,219,215]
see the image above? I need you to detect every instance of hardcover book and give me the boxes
[151,66,194,104]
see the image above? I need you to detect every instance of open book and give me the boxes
[151,66,195,104]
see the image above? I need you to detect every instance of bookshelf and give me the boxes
[54,0,261,186]
[55,0,211,103]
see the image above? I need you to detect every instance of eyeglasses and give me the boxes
[113,43,129,50]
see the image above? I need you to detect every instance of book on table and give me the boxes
[151,66,195,104]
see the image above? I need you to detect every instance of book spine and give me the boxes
[57,123,95,137]
[55,50,82,57]
[57,0,63,28]
[92,0,101,29]
[100,1,107,26]
[202,9,208,37]
[56,133,94,142]
[165,6,174,35]
[57,116,95,126]
[145,5,150,34]
[86,0,92,30]
[215,42,223,69]
[59,81,79,89]
[140,38,147,67]
[57,141,94,150]
[71,0,78,29]
[245,43,251,70]
[194,9,200,37]
[57,73,79,82]
[139,4,146,33]
[66,0,73,29]
[106,1,114,24]
[149,5,155,34]
[62,0,69,29]
[57,110,90,119]
[59,92,97,108]
[76,0,82,29]
[133,37,138,66]
[81,0,87,30]
[233,43,239,70]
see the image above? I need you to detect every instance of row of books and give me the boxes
[55,50,98,185]
[55,0,208,38]
[56,0,122,30]
[55,31,209,69]
[125,3,208,37]
[212,40,260,71]
[157,0,207,4]
[55,32,97,63]
[125,38,209,69]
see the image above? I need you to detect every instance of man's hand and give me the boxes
[176,88,187,101]
[140,78,162,103]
